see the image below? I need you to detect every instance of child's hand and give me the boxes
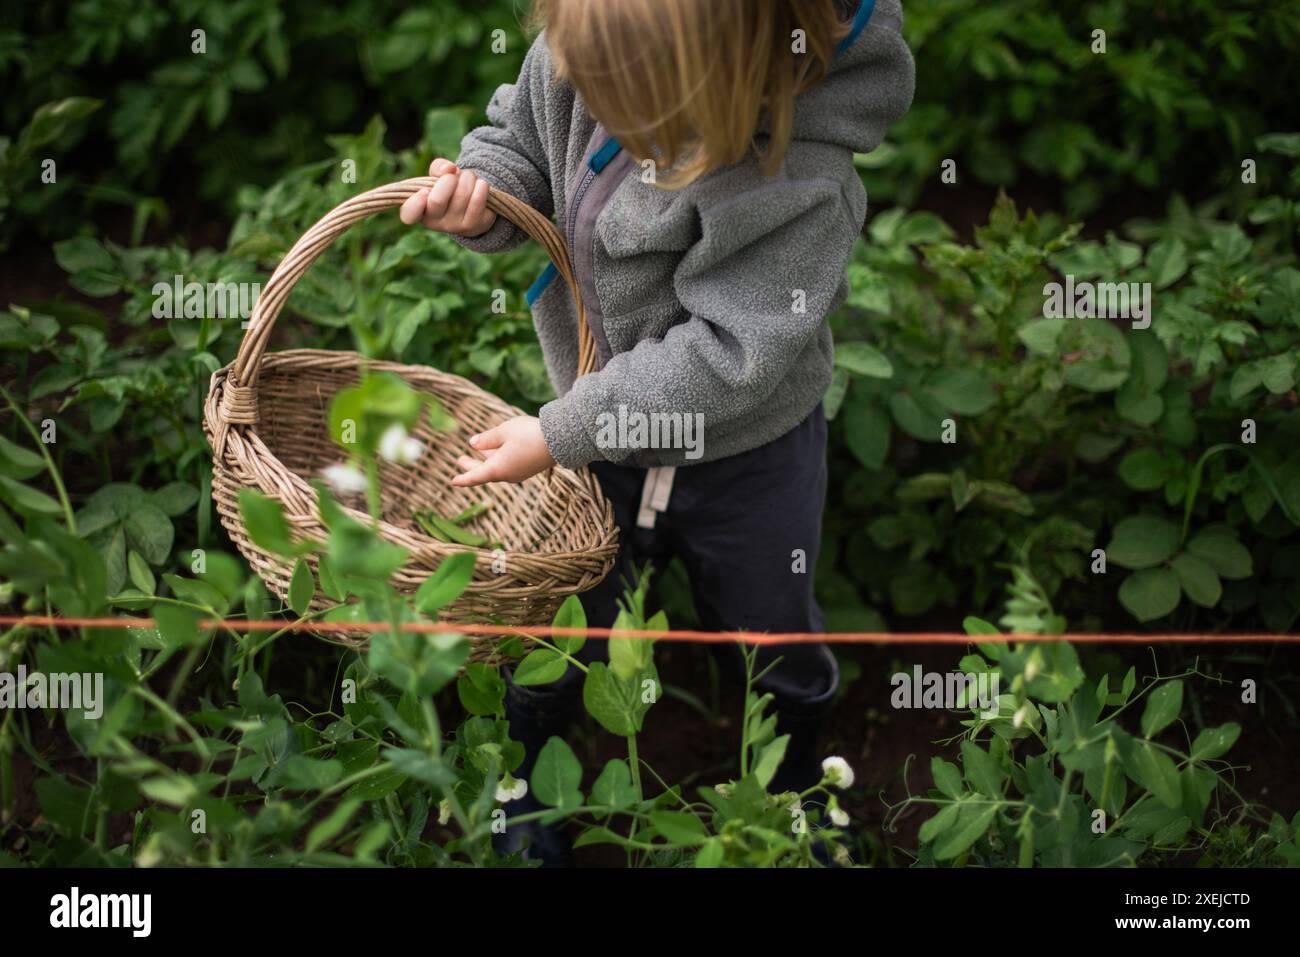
[399,158,497,237]
[452,416,556,487]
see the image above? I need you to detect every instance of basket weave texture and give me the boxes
[202,176,618,660]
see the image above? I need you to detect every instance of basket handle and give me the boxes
[216,176,595,432]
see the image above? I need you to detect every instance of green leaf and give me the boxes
[1120,738,1182,808]
[926,369,996,415]
[151,482,199,517]
[1106,515,1180,569]
[162,574,229,615]
[842,393,891,470]
[823,367,850,420]
[1024,642,1085,703]
[531,736,583,809]
[890,390,947,441]
[591,759,638,810]
[238,490,297,558]
[0,474,63,515]
[53,236,113,275]
[931,757,964,799]
[456,663,505,716]
[753,735,790,790]
[17,97,101,158]
[138,777,199,807]
[582,662,651,737]
[281,755,344,790]
[649,811,708,846]
[154,603,203,648]
[413,551,476,615]
[960,740,1005,797]
[368,630,467,697]
[127,549,155,595]
[695,838,725,868]
[608,609,658,682]
[1186,531,1252,580]
[1118,448,1172,491]
[317,554,346,601]
[0,434,45,480]
[1060,319,1131,392]
[34,776,93,836]
[1141,680,1184,739]
[1017,318,1067,355]
[1146,238,1188,289]
[344,766,407,802]
[306,799,361,852]
[834,341,893,379]
[552,594,587,654]
[918,802,962,844]
[1189,723,1241,762]
[125,503,173,565]
[512,648,568,686]
[1171,553,1221,608]
[1119,568,1182,622]
[288,558,314,616]
[103,525,127,596]
[933,802,998,860]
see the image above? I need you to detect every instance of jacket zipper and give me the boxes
[566,165,598,254]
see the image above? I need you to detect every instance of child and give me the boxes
[400,0,913,863]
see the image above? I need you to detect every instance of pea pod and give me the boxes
[450,501,492,524]
[415,509,489,547]
[413,510,454,543]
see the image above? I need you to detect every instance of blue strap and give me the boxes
[525,262,558,306]
[835,0,876,57]
[589,136,623,172]
[526,135,622,308]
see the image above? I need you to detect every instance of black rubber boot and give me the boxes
[491,665,583,867]
[765,648,840,795]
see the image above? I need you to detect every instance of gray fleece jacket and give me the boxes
[454,0,915,470]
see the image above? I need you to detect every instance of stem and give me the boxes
[364,457,382,528]
[0,383,77,533]
[626,734,643,866]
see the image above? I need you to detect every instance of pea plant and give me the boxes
[888,556,1299,868]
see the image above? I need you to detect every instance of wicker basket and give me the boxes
[203,176,619,661]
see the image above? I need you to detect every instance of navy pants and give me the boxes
[507,405,838,788]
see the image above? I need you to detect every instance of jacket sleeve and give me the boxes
[538,175,860,469]
[453,34,568,254]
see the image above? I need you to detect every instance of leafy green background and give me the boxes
[1,0,1299,868]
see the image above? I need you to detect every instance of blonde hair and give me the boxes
[533,0,851,188]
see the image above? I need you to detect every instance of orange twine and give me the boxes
[1,616,1296,645]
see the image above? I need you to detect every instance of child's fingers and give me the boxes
[468,425,506,450]
[399,188,430,225]
[451,459,503,488]
[446,171,477,225]
[455,451,497,472]
[423,173,460,224]
[429,158,457,177]
[465,177,491,230]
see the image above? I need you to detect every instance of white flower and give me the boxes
[714,782,733,798]
[1024,655,1042,682]
[321,463,368,494]
[830,806,851,828]
[821,756,855,790]
[495,775,528,803]
[1013,704,1030,729]
[437,798,452,825]
[378,423,422,464]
